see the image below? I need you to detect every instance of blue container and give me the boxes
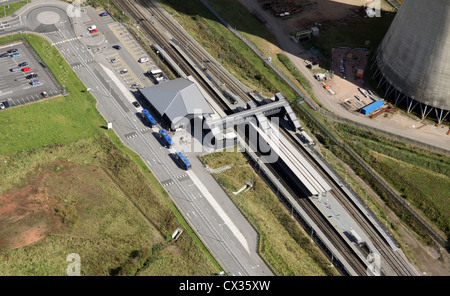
[361,100,383,115]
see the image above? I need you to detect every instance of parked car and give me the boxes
[42,91,48,98]
[30,80,40,85]
[0,101,10,109]
[0,53,9,58]
[27,73,38,79]
[10,67,20,72]
[89,28,98,33]
[23,67,32,72]
[8,48,18,53]
[112,45,121,50]
[99,12,108,17]
[138,57,149,63]
[131,83,141,89]
[111,57,119,63]
[18,62,28,67]
[11,53,21,58]
[120,69,128,74]
[132,101,140,108]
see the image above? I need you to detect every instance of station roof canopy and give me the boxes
[139,78,213,125]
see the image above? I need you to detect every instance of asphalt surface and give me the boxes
[0,1,272,276]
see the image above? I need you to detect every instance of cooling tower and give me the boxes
[373,0,450,123]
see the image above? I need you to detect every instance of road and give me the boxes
[0,0,272,276]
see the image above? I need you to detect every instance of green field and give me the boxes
[0,135,220,275]
[337,124,450,240]
[0,34,105,154]
[200,151,339,276]
[0,33,220,275]
[0,1,27,18]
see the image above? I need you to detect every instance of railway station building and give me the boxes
[139,78,214,131]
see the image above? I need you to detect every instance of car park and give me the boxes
[0,53,9,58]
[0,43,60,108]
[11,53,21,58]
[112,45,121,50]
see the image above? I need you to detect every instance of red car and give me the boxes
[89,28,98,33]
[42,92,48,98]
[23,67,32,72]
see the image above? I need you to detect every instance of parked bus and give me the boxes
[175,151,191,170]
[159,129,173,148]
[142,109,157,128]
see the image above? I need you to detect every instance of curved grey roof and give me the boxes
[376,0,450,110]
[140,78,213,125]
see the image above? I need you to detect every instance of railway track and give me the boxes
[116,0,230,113]
[242,124,368,275]
[116,0,417,276]
[134,0,251,103]
[279,126,418,276]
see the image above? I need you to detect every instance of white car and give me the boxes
[120,68,128,74]
[111,57,120,63]
[138,57,149,63]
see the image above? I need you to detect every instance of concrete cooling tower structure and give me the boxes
[372,0,450,124]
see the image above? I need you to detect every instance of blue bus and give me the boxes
[142,109,157,128]
[175,151,191,170]
[159,129,173,148]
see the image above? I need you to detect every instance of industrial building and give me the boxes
[139,78,214,130]
[372,0,450,124]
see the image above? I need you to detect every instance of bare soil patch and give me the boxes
[0,162,102,251]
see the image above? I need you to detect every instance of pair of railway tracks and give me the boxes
[279,127,417,276]
[115,0,416,276]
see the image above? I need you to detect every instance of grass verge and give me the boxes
[0,1,27,18]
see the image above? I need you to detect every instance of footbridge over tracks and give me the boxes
[204,94,301,141]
